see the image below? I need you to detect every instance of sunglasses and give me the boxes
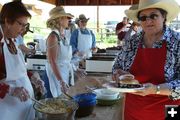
[80,20,87,23]
[138,14,159,22]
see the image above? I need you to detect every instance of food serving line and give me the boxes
[67,74,124,120]
[26,48,125,120]
[33,74,124,120]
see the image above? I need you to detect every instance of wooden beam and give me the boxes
[43,0,139,5]
[42,0,56,5]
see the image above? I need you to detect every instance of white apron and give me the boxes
[0,26,35,120]
[77,29,93,58]
[64,29,71,45]
[46,30,74,98]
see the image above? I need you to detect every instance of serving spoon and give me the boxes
[31,97,48,107]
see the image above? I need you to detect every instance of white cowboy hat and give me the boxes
[125,0,180,22]
[47,6,74,23]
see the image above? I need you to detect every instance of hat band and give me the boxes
[50,12,68,18]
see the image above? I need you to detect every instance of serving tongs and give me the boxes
[85,86,97,92]
[31,97,48,107]
[63,92,74,100]
[85,85,105,92]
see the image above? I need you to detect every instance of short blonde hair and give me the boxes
[46,17,60,29]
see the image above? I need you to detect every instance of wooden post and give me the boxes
[97,6,99,33]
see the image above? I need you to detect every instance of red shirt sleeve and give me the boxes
[116,22,127,40]
[27,71,33,78]
[116,22,124,31]
[0,83,10,99]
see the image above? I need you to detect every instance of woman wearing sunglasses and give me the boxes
[45,6,74,98]
[0,1,35,120]
[112,0,180,120]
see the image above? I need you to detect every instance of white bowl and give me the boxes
[93,88,120,100]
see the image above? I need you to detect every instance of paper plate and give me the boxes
[103,81,145,93]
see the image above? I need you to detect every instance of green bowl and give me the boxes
[97,98,120,106]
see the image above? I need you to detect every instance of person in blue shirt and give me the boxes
[70,14,97,58]
[15,23,35,55]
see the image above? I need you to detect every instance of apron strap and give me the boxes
[4,38,17,55]
[0,31,6,80]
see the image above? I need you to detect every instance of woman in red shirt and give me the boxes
[112,0,180,120]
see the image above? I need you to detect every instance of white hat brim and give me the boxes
[125,0,180,22]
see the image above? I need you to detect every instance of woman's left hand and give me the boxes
[131,83,156,96]
[10,87,30,102]
[60,81,69,93]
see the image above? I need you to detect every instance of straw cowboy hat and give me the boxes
[47,6,74,23]
[125,0,180,22]
[75,14,89,24]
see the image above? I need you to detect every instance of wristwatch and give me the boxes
[156,85,160,94]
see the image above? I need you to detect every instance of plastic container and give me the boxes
[73,93,96,117]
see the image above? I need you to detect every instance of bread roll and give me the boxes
[119,79,139,84]
[118,74,139,84]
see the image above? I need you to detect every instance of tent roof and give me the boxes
[42,0,139,6]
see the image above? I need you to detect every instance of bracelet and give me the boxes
[156,85,160,94]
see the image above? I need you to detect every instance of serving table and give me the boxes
[67,74,124,120]
[34,71,124,120]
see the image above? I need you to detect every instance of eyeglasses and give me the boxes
[16,20,29,28]
[138,14,159,22]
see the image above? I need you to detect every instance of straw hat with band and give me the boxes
[47,6,74,23]
[125,0,180,23]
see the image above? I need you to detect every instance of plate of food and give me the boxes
[103,81,145,93]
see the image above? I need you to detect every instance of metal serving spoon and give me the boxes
[31,97,48,107]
